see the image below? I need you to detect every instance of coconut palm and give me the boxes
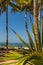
[0,0,10,50]
[11,0,43,52]
[10,0,43,65]
[11,0,33,14]
[0,0,21,50]
[11,11,43,65]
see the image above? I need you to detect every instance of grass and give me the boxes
[0,50,43,65]
[0,51,23,61]
[0,51,24,65]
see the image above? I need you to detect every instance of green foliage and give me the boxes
[3,51,23,61]
[11,28,30,49]
[25,21,35,50]
[11,14,42,52]
[11,0,43,14]
[11,11,43,65]
[0,0,43,65]
[14,53,43,65]
[11,0,33,14]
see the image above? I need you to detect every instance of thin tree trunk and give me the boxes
[38,0,42,52]
[34,0,39,51]
[6,1,8,50]
[41,17,43,47]
[34,0,42,52]
[38,0,42,31]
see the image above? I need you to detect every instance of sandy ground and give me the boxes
[0,60,18,65]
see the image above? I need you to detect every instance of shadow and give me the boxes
[0,48,7,62]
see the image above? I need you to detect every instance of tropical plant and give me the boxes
[11,11,43,65]
[0,0,22,50]
[11,0,43,52]
[11,0,33,14]
[0,0,43,64]
[0,0,10,50]
[11,0,43,14]
[10,0,43,65]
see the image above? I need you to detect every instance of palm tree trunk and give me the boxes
[34,0,42,52]
[6,1,8,50]
[34,0,39,51]
[38,0,42,52]
[38,0,42,32]
[38,0,41,30]
[41,17,43,47]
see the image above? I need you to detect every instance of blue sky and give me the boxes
[0,6,43,43]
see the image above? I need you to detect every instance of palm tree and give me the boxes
[6,1,8,50]
[10,0,43,65]
[11,0,33,14]
[11,9,43,65]
[0,0,20,50]
[0,0,9,50]
[34,0,42,52]
[11,0,43,52]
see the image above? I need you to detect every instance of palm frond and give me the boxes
[25,21,35,51]
[15,55,29,65]
[0,2,6,14]
[11,0,33,14]
[15,53,43,65]
[10,28,31,50]
[9,2,21,12]
[29,14,38,51]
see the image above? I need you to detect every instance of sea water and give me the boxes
[0,42,25,48]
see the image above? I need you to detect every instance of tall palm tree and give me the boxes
[0,0,9,50]
[6,1,8,50]
[0,0,20,50]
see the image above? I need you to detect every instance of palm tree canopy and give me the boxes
[0,0,43,14]
[0,0,19,14]
[11,0,43,14]
[11,0,33,14]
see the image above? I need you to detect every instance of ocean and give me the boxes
[0,43,25,47]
